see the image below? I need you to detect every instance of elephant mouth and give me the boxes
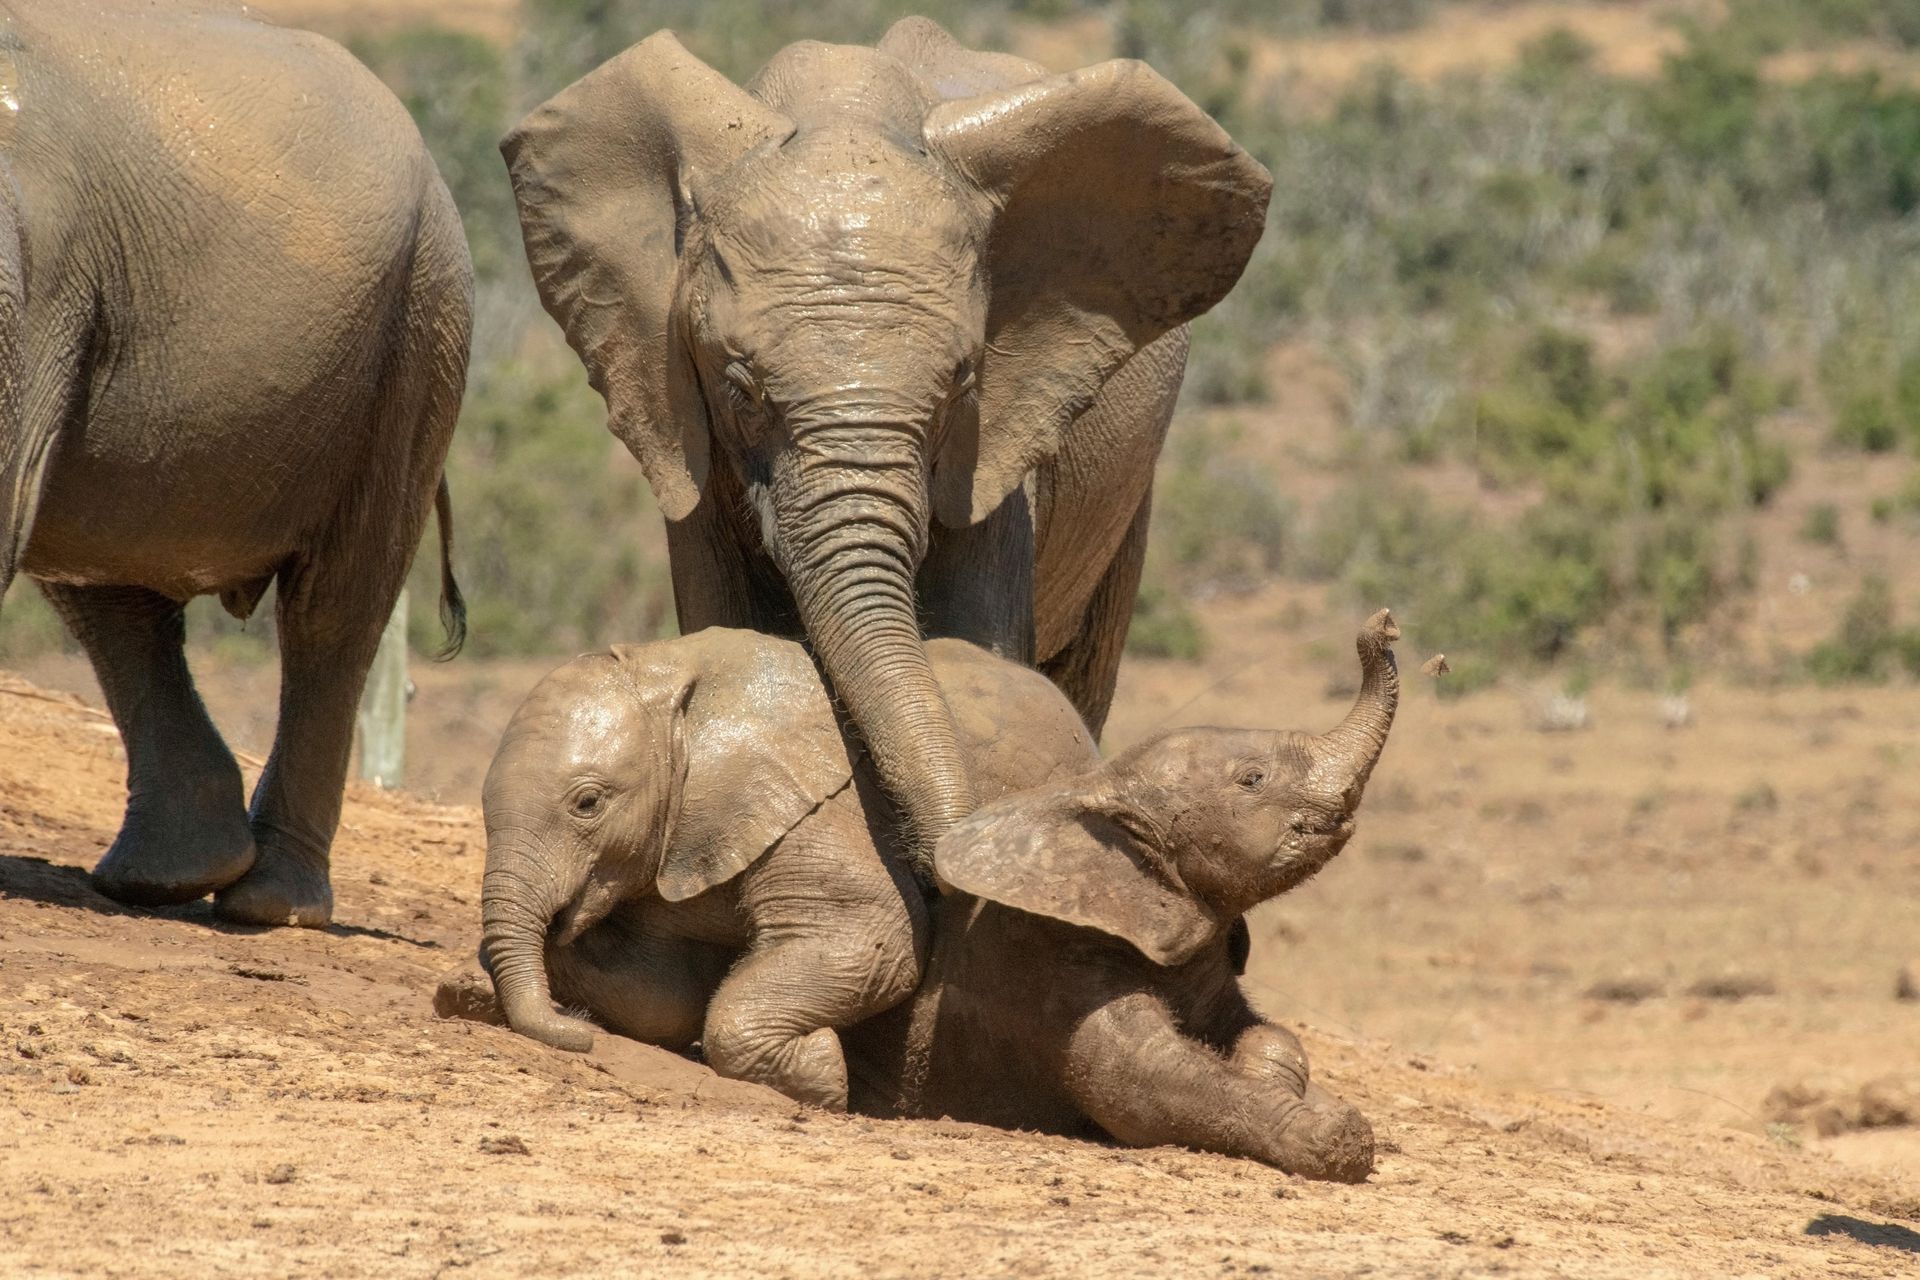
[1272,816,1355,878]
[1290,813,1354,841]
[550,898,594,948]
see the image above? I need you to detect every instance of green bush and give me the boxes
[1800,503,1842,546]
[1150,419,1294,592]
[419,348,677,657]
[1127,574,1208,660]
[1806,576,1920,683]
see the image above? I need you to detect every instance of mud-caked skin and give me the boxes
[843,612,1404,1183]
[0,2,471,926]
[504,17,1272,876]
[438,630,1097,1110]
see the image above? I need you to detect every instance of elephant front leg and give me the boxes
[38,584,257,904]
[1189,978,1311,1098]
[702,904,924,1111]
[1062,992,1374,1182]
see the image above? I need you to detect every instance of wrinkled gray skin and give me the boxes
[842,612,1403,1182]
[442,629,1097,1109]
[0,2,471,926]
[503,17,1272,874]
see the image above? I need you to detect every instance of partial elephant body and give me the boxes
[844,898,1374,1182]
[0,2,472,925]
[505,17,1270,872]
[452,630,1098,1109]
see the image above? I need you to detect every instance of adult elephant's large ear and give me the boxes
[924,61,1272,527]
[652,635,857,903]
[934,776,1219,966]
[502,34,794,520]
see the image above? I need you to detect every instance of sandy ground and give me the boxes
[3,640,1918,1276]
[4,3,1916,1272]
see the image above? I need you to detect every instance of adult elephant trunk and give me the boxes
[1312,609,1402,799]
[771,421,973,878]
[480,844,597,1052]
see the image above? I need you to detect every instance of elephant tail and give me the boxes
[431,474,468,661]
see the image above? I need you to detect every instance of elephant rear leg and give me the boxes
[214,226,468,928]
[209,551,402,927]
[38,584,256,905]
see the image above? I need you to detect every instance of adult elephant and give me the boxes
[0,1,470,926]
[504,17,1271,870]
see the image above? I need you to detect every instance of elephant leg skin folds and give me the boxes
[40,584,257,906]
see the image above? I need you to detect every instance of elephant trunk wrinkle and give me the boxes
[770,442,970,876]
[479,830,599,1050]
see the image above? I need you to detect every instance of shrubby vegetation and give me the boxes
[1137,10,1920,678]
[6,1,1920,687]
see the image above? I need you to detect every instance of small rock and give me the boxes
[1534,694,1590,733]
[478,1135,530,1156]
[1897,962,1918,1002]
[1685,973,1776,1001]
[264,1164,295,1185]
[1584,977,1664,1004]
[1857,1077,1919,1129]
[660,1231,687,1247]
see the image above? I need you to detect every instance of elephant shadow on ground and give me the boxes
[0,851,440,948]
[1805,1215,1920,1254]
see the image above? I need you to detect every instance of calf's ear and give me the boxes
[649,637,856,903]
[933,778,1218,966]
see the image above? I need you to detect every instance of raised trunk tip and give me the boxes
[1315,608,1402,795]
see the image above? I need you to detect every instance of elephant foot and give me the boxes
[715,1027,849,1112]
[90,798,257,907]
[1275,1097,1375,1185]
[213,839,333,928]
[433,959,507,1026]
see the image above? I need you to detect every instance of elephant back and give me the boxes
[928,638,1099,805]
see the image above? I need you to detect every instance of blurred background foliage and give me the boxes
[5,0,1920,686]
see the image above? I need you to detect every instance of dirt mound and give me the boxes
[1,671,1915,1277]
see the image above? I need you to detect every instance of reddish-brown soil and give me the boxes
[3,656,1917,1277]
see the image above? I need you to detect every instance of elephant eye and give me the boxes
[570,788,604,818]
[1236,767,1267,792]
[723,361,763,411]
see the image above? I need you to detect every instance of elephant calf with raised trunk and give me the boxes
[504,17,1273,875]
[0,2,470,926]
[435,629,1096,1109]
[841,611,1405,1182]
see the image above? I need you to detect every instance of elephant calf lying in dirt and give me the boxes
[846,612,1403,1184]
[440,613,1400,1182]
[434,628,1097,1108]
